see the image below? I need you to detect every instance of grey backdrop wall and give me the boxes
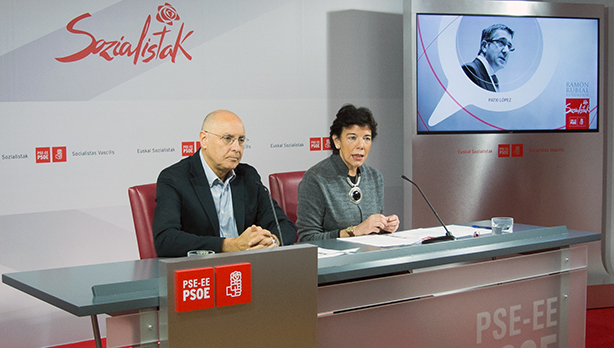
[329,10,404,217]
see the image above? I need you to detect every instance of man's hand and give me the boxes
[221,225,277,252]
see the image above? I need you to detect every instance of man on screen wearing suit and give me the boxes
[152,109,297,257]
[462,24,515,92]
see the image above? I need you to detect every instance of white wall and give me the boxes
[0,1,404,347]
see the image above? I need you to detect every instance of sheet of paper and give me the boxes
[317,247,360,258]
[337,234,420,247]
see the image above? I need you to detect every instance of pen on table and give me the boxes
[471,225,492,229]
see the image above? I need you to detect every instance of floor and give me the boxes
[586,308,614,348]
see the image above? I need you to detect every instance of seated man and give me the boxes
[152,109,296,257]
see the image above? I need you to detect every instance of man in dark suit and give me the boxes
[462,24,514,92]
[152,109,296,257]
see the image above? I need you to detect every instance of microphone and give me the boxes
[401,175,455,244]
[256,181,284,246]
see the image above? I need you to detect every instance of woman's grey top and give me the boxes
[297,154,385,241]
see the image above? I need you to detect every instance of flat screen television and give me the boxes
[415,2,601,134]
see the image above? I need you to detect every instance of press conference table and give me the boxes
[2,223,601,347]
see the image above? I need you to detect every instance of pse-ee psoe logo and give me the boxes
[36,147,67,163]
[56,3,194,64]
[498,144,523,158]
[565,98,590,130]
[181,141,200,156]
[309,137,332,151]
[174,262,251,313]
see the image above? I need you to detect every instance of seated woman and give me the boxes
[296,104,399,241]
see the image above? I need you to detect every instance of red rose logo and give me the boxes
[156,3,180,25]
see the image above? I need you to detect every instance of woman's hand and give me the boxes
[353,214,389,236]
[341,214,401,237]
[381,214,400,233]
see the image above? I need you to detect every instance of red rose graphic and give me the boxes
[156,3,180,25]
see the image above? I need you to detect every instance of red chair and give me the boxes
[268,171,306,226]
[128,183,158,259]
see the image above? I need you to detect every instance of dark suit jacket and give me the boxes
[152,152,296,257]
[462,58,496,92]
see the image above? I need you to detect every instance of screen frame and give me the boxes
[409,0,605,135]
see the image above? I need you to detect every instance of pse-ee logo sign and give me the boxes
[310,137,332,151]
[181,141,200,156]
[36,147,67,163]
[498,144,523,158]
[56,3,194,64]
[174,263,251,313]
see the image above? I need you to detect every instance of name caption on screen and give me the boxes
[488,98,512,103]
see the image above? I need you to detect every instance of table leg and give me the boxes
[90,315,103,348]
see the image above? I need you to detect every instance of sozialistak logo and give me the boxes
[56,3,194,64]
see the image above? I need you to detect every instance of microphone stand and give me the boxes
[401,175,455,244]
[258,182,284,246]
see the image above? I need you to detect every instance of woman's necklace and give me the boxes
[346,173,362,204]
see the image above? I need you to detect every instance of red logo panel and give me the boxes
[322,137,332,151]
[511,144,523,158]
[36,147,51,163]
[565,98,589,130]
[310,137,321,151]
[182,141,196,156]
[52,147,67,162]
[498,144,510,158]
[175,267,215,313]
[215,263,251,307]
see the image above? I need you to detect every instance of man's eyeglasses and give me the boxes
[487,38,515,52]
[204,131,247,146]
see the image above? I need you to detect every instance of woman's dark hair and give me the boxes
[329,104,378,155]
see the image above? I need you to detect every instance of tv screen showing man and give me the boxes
[416,14,598,133]
[462,24,514,93]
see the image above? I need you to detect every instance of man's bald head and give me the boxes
[202,109,242,132]
[199,109,246,180]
